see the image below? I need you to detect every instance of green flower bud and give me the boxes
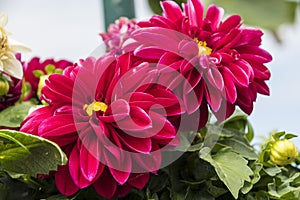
[37,74,49,99]
[0,79,9,95]
[270,139,298,166]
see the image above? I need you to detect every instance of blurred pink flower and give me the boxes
[127,0,272,121]
[100,17,138,55]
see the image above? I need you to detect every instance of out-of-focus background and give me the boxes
[1,0,299,145]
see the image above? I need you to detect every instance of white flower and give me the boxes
[0,13,30,79]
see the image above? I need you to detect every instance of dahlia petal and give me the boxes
[206,5,224,30]
[20,106,53,135]
[147,87,179,108]
[219,15,242,32]
[205,66,224,90]
[132,28,179,52]
[252,63,271,80]
[213,101,235,121]
[220,67,237,103]
[128,173,150,189]
[38,114,78,137]
[55,165,79,196]
[158,52,182,67]
[226,62,249,87]
[149,15,177,29]
[118,53,131,75]
[151,113,177,140]
[161,0,183,22]
[236,28,263,46]
[93,168,117,199]
[236,87,253,111]
[236,45,272,62]
[254,79,270,95]
[236,60,254,80]
[80,135,104,182]
[240,53,271,64]
[109,168,131,185]
[69,146,91,188]
[178,40,199,58]
[103,146,131,184]
[115,106,152,131]
[134,46,169,60]
[101,99,130,123]
[117,130,152,153]
[215,28,242,50]
[43,74,74,103]
[205,84,222,112]
[188,0,204,27]
[183,79,204,114]
[114,185,133,198]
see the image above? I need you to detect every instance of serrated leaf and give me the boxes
[263,166,282,177]
[241,162,263,194]
[0,101,33,128]
[200,147,253,199]
[0,129,67,176]
[219,138,258,160]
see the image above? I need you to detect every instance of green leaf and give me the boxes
[0,129,67,176]
[200,147,253,199]
[246,121,254,142]
[219,138,258,160]
[241,162,263,194]
[284,133,298,140]
[263,167,282,177]
[0,101,34,128]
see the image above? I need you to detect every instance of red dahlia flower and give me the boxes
[100,17,138,55]
[23,57,72,100]
[126,0,272,122]
[21,53,181,198]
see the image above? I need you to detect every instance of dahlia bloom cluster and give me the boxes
[19,0,272,198]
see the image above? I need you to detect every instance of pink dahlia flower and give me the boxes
[20,53,181,198]
[100,17,138,55]
[23,57,72,100]
[126,0,272,122]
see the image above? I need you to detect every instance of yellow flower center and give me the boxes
[194,38,212,57]
[83,101,108,116]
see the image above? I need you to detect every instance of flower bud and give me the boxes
[270,139,298,166]
[37,74,49,99]
[0,79,9,95]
